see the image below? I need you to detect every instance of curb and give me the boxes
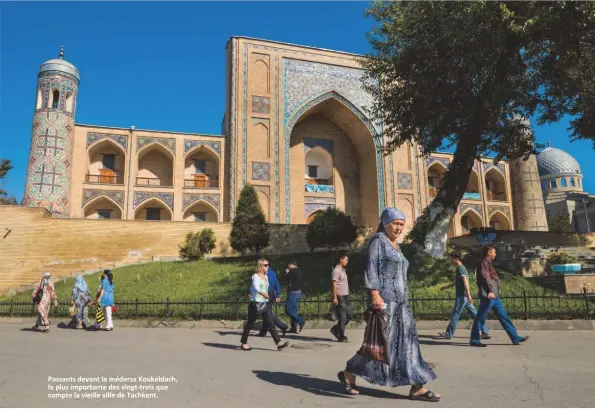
[1,317,594,331]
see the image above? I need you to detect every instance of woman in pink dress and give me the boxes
[32,272,58,332]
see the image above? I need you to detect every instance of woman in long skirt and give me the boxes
[32,272,58,332]
[71,276,92,329]
[338,208,440,402]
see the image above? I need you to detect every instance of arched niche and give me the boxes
[184,146,220,188]
[134,198,173,221]
[65,91,74,113]
[304,146,333,185]
[466,169,480,194]
[460,209,483,235]
[83,196,123,220]
[86,139,126,185]
[183,200,219,222]
[489,211,511,230]
[306,210,323,224]
[137,144,174,187]
[485,168,507,201]
[427,162,447,198]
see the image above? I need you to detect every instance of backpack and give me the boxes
[32,284,45,304]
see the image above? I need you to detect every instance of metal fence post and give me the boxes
[583,288,591,320]
[166,297,171,317]
[317,295,321,319]
[199,297,203,320]
[9,299,12,318]
[135,298,139,318]
[523,290,528,320]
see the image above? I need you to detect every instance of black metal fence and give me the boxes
[1,290,593,321]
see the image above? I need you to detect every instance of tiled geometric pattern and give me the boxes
[133,192,174,211]
[460,203,483,217]
[483,162,505,176]
[305,184,335,194]
[242,45,249,185]
[82,189,124,208]
[488,205,511,220]
[397,173,413,190]
[37,73,78,115]
[304,138,333,154]
[24,111,75,217]
[283,59,380,134]
[273,55,280,222]
[536,146,582,176]
[252,96,270,114]
[183,193,220,211]
[86,132,128,151]
[184,140,221,156]
[137,137,176,156]
[509,156,548,231]
[425,156,450,169]
[304,196,336,205]
[413,144,423,215]
[305,203,336,219]
[252,162,270,181]
[229,41,238,219]
[463,192,481,200]
[283,90,385,223]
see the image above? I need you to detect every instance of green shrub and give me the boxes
[546,251,578,265]
[306,208,357,251]
[179,229,216,261]
[229,184,270,255]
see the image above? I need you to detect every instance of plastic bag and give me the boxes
[357,308,389,365]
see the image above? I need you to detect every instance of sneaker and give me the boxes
[339,336,349,343]
[330,327,340,340]
[298,322,305,333]
[277,341,289,351]
[470,342,487,347]
[281,327,288,337]
[513,336,529,345]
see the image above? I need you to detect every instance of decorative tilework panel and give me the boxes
[397,173,413,190]
[304,138,333,154]
[252,96,270,114]
[229,41,238,219]
[488,205,511,220]
[304,196,336,205]
[137,137,176,156]
[86,132,128,151]
[305,184,335,194]
[426,156,450,169]
[183,193,220,211]
[82,189,124,208]
[463,192,481,200]
[305,203,335,219]
[483,162,506,175]
[460,203,483,217]
[283,58,379,134]
[252,162,270,181]
[133,192,174,210]
[273,55,280,222]
[184,139,221,156]
[37,74,78,115]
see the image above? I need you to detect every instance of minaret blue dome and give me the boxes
[38,46,80,82]
[536,141,582,177]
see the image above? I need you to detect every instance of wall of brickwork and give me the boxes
[0,206,313,294]
[564,275,595,294]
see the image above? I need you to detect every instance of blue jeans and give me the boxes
[285,291,304,328]
[445,296,488,337]
[471,297,522,344]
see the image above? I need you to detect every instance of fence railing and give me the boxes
[2,291,593,321]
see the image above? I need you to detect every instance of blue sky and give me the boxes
[0,1,593,200]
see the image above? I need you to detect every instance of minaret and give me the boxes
[23,46,80,217]
[509,119,549,231]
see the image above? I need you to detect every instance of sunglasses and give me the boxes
[263,264,269,267]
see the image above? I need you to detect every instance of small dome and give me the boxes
[38,46,80,82]
[536,142,582,177]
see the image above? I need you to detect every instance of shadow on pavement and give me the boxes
[202,342,271,352]
[19,327,38,332]
[252,370,409,400]
[215,330,333,343]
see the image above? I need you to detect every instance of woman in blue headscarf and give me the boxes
[71,275,91,329]
[338,208,440,402]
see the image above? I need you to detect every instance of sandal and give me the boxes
[240,344,252,351]
[481,333,491,340]
[409,389,440,402]
[337,371,360,395]
[438,332,451,339]
[277,341,289,351]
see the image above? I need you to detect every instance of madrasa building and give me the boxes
[23,37,552,237]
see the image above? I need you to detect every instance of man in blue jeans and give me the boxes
[285,260,305,333]
[470,246,529,347]
[439,252,489,340]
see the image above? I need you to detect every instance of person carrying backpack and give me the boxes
[32,272,58,332]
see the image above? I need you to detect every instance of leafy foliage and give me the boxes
[229,184,270,255]
[179,229,217,261]
[547,210,571,233]
[361,2,595,254]
[546,251,578,265]
[0,159,15,202]
[306,207,358,251]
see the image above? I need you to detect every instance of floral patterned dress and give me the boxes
[345,232,436,387]
[32,280,57,330]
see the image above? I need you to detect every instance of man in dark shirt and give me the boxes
[470,246,529,347]
[284,260,305,333]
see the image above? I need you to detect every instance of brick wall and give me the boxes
[0,206,312,294]
[564,275,595,294]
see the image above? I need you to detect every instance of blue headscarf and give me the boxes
[377,207,406,232]
[75,275,89,293]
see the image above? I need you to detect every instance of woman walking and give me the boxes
[240,259,289,351]
[338,208,440,402]
[32,272,58,332]
[97,270,115,331]
[71,276,92,329]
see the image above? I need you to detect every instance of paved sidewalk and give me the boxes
[0,322,594,407]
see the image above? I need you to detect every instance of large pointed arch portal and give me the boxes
[284,91,385,226]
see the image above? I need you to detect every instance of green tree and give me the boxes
[179,229,217,261]
[230,184,270,255]
[0,159,17,205]
[306,207,358,251]
[361,1,595,256]
[547,210,571,233]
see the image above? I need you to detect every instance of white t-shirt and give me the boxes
[250,273,269,303]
